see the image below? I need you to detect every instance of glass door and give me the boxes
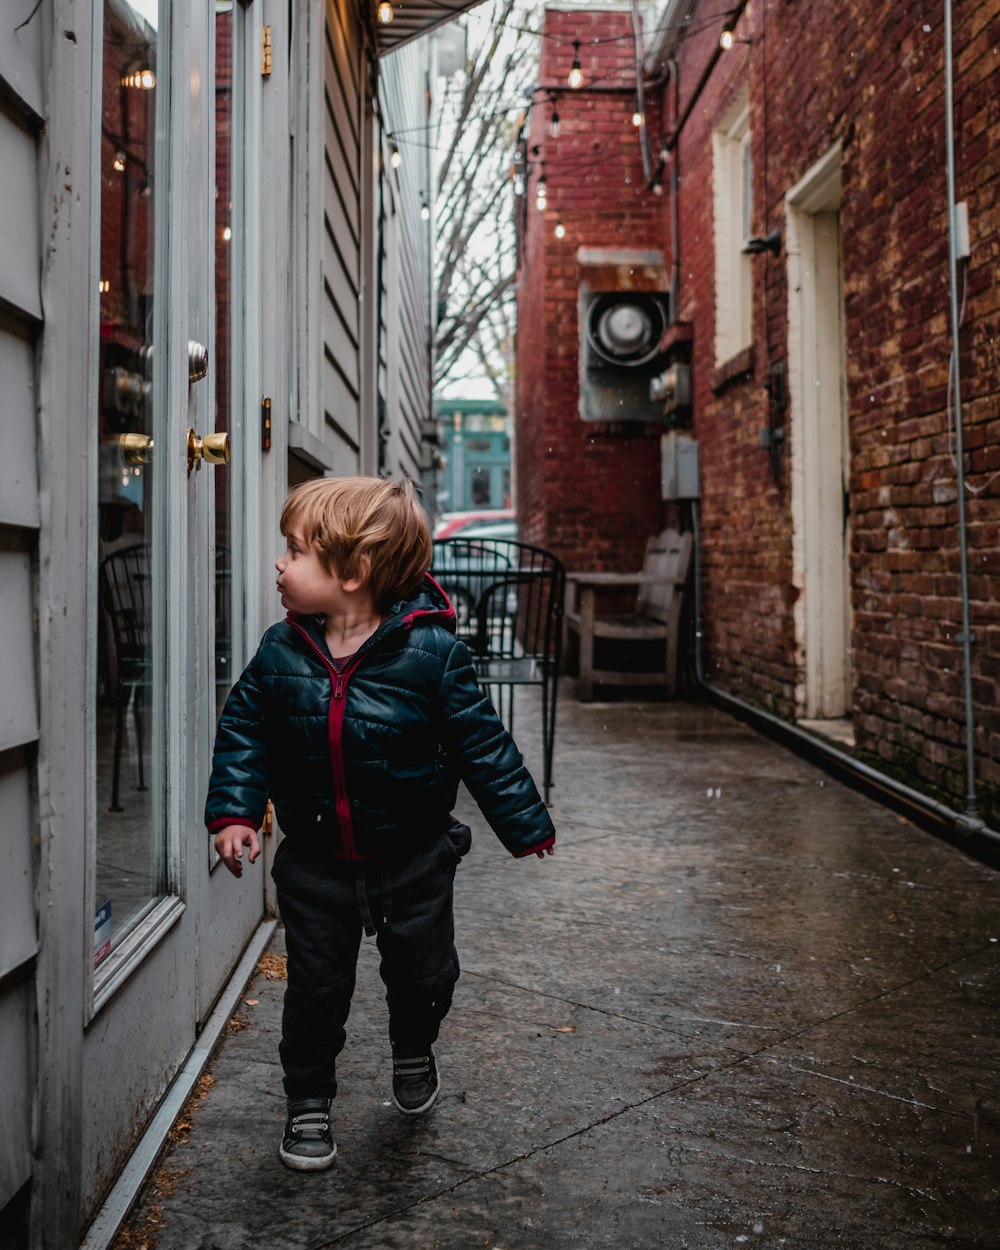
[94,0,168,966]
[85,0,263,1201]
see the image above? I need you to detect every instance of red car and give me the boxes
[432,508,516,539]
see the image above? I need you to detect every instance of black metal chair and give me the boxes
[431,538,565,802]
[99,542,150,812]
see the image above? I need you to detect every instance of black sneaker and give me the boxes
[279,1097,337,1171]
[391,1047,441,1115]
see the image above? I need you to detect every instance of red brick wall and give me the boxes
[515,8,668,573]
[663,0,1000,815]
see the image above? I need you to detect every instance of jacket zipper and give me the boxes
[288,619,367,861]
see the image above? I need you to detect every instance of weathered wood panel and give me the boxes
[0,115,42,321]
[0,3,44,123]
[0,326,39,527]
[379,39,433,479]
[320,0,363,467]
[0,544,39,753]
[0,749,37,979]
[0,969,34,1210]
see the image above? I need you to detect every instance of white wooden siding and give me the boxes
[0,119,42,321]
[0,750,37,980]
[0,10,44,1222]
[0,326,40,527]
[0,971,34,1210]
[321,0,363,460]
[378,40,432,480]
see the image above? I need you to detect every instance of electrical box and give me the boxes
[649,362,691,414]
[661,432,700,500]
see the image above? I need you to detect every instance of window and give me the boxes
[713,93,753,364]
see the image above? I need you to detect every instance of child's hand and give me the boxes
[215,825,262,878]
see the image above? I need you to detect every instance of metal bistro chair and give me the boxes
[431,538,565,803]
[98,542,150,812]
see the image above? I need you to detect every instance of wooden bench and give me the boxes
[564,528,693,701]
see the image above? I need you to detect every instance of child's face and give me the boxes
[275,530,348,616]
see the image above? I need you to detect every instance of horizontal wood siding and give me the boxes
[379,41,431,481]
[0,17,43,1220]
[321,0,362,464]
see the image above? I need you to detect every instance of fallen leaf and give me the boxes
[549,1025,577,1033]
[243,998,259,1006]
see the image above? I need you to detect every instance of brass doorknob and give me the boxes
[187,427,231,473]
[118,432,154,466]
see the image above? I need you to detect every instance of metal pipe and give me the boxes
[630,0,652,182]
[944,0,979,817]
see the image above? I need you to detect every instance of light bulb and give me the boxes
[390,144,401,169]
[420,201,430,221]
[122,68,156,89]
[550,110,561,139]
[222,225,232,241]
[113,151,126,172]
[720,28,734,49]
[632,110,643,128]
[377,1,394,25]
[568,41,583,89]
[554,220,565,239]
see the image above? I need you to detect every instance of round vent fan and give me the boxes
[586,293,668,367]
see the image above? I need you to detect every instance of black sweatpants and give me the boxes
[271,820,471,1099]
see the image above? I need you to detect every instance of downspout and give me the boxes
[943,0,979,823]
[629,0,651,182]
[668,56,680,317]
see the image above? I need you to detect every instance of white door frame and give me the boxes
[786,143,851,721]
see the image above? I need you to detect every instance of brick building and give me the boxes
[516,0,1000,834]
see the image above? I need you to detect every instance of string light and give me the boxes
[113,150,126,172]
[535,174,547,211]
[549,106,561,139]
[377,1,394,24]
[420,198,430,221]
[121,68,155,89]
[720,25,734,48]
[632,103,643,128]
[568,40,583,89]
[390,143,401,169]
[554,217,565,239]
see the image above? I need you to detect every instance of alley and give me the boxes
[113,693,1000,1250]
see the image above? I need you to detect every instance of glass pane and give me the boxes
[214,0,235,715]
[95,0,164,960]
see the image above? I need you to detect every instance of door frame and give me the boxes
[786,143,852,722]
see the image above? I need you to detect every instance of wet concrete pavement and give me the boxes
[115,691,1000,1249]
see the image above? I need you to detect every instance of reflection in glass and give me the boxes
[95,0,163,958]
[214,1,235,717]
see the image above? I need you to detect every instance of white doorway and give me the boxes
[786,146,852,731]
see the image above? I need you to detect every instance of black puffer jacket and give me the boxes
[205,576,555,860]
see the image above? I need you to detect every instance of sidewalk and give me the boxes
[114,692,1000,1250]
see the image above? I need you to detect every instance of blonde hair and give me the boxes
[280,475,432,609]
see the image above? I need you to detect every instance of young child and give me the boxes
[205,475,555,1171]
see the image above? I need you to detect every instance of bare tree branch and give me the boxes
[433,1,540,404]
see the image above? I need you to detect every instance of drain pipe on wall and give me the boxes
[944,0,981,827]
[690,502,1000,862]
